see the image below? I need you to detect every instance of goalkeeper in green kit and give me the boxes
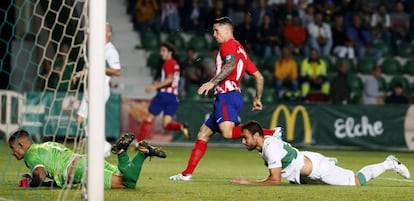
[8,130,166,189]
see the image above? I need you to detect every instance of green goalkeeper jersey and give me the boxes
[24,142,81,187]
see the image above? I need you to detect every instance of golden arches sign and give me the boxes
[270,104,312,144]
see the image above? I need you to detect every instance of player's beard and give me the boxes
[245,142,257,151]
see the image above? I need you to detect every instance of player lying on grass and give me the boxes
[8,130,166,189]
[231,120,411,186]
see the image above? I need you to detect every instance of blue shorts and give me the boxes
[204,91,243,133]
[148,92,179,116]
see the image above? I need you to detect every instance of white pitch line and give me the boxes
[378,177,414,183]
[0,197,16,201]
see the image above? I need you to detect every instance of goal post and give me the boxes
[87,0,106,200]
[0,0,106,200]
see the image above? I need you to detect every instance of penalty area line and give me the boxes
[378,177,414,183]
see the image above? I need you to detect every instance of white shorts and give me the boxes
[77,89,110,119]
[303,151,356,186]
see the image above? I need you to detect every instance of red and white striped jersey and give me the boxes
[215,39,258,94]
[160,59,180,95]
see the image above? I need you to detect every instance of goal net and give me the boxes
[0,0,104,200]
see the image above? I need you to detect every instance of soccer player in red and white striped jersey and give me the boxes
[134,42,189,143]
[170,17,276,181]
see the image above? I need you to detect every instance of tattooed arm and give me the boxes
[198,58,236,96]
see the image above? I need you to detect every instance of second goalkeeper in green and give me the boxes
[8,130,166,189]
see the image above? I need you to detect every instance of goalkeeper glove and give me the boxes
[18,174,32,188]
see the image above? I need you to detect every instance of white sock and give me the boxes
[358,160,393,182]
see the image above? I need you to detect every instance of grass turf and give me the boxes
[0,143,413,201]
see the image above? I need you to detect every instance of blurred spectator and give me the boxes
[276,0,299,25]
[274,46,299,99]
[127,0,139,22]
[307,12,333,57]
[180,0,207,35]
[300,48,329,97]
[134,0,160,38]
[205,0,228,28]
[347,14,382,60]
[234,12,259,54]
[340,0,359,28]
[370,4,392,45]
[313,0,343,22]
[160,0,181,33]
[48,44,76,91]
[385,82,409,104]
[332,14,355,59]
[299,3,315,26]
[252,0,274,26]
[390,1,411,47]
[201,47,218,83]
[329,60,351,104]
[357,0,382,27]
[228,0,250,26]
[179,47,203,95]
[284,15,307,55]
[257,14,282,59]
[362,66,384,105]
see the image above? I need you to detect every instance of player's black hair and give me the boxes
[161,42,176,56]
[241,120,264,137]
[214,17,233,28]
[8,130,30,143]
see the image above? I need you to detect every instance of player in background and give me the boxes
[9,130,166,189]
[134,42,189,144]
[170,17,277,181]
[231,120,411,186]
[73,23,121,157]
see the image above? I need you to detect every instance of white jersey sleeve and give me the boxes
[105,42,121,70]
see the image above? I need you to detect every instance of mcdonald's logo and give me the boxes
[270,104,312,144]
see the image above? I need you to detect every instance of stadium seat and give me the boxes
[335,58,356,73]
[403,59,414,76]
[389,75,410,93]
[294,55,304,68]
[322,56,333,73]
[396,43,413,58]
[261,55,278,72]
[249,53,261,67]
[146,52,162,72]
[381,58,401,76]
[378,76,387,92]
[242,92,252,102]
[263,73,274,89]
[182,85,202,101]
[347,74,363,103]
[187,35,209,53]
[175,50,186,63]
[357,56,376,74]
[166,33,186,52]
[374,40,393,57]
[241,76,255,89]
[262,88,276,103]
[142,32,161,52]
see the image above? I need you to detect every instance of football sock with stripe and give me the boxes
[357,160,391,185]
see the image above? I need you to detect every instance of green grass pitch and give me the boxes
[0,142,413,201]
